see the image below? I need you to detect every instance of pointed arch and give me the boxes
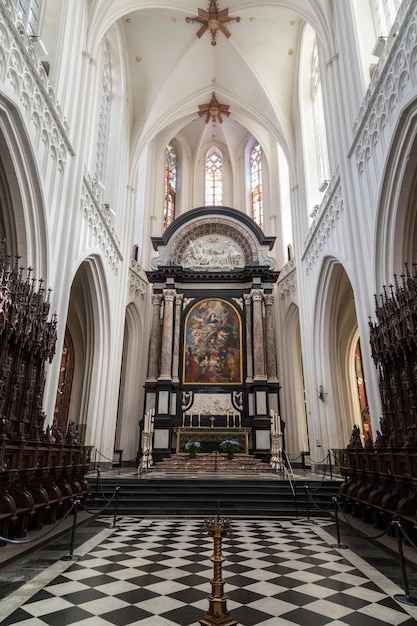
[0,95,48,276]
[65,255,112,455]
[115,301,146,463]
[375,103,417,288]
[205,146,223,206]
[281,302,309,456]
[313,258,364,450]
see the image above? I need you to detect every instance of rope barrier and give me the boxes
[306,466,329,492]
[335,498,392,540]
[94,449,115,463]
[398,521,417,553]
[393,518,417,605]
[305,451,330,465]
[322,497,417,606]
[0,467,120,548]
[304,484,333,513]
[79,486,120,515]
[0,499,77,545]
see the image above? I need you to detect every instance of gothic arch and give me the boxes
[281,302,309,455]
[65,255,112,454]
[376,103,417,289]
[116,302,146,463]
[0,96,48,277]
[313,257,363,449]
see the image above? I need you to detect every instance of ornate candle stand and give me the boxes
[200,516,237,626]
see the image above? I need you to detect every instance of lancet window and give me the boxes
[250,142,263,229]
[205,149,223,206]
[311,39,330,187]
[163,144,177,229]
[16,0,41,37]
[95,43,111,183]
[372,0,401,35]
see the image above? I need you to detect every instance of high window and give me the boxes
[95,44,111,184]
[250,142,263,229]
[311,39,330,187]
[205,149,223,206]
[163,144,177,229]
[372,0,401,35]
[16,0,41,37]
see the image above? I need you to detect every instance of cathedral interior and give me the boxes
[1,1,417,625]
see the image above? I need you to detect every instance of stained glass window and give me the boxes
[95,46,111,183]
[250,143,263,229]
[373,0,400,35]
[163,144,177,229]
[312,39,330,187]
[16,0,41,37]
[205,151,223,206]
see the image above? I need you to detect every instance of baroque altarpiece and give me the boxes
[143,207,280,461]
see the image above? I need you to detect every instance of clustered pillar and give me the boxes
[147,294,162,380]
[251,289,266,381]
[159,289,176,380]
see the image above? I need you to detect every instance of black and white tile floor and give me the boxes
[1,516,417,625]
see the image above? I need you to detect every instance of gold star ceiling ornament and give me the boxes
[186,0,241,46]
[198,92,230,123]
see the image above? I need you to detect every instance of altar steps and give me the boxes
[93,475,340,518]
[147,453,276,474]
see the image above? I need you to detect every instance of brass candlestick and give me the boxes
[199,515,237,626]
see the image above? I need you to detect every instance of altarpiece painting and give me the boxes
[183,298,242,385]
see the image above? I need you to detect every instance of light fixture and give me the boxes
[317,385,327,401]
[371,36,387,58]
[198,92,230,124]
[309,205,320,218]
[318,180,329,193]
[185,1,241,46]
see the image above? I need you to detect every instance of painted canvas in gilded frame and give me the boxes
[183,298,242,385]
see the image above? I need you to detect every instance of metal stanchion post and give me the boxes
[94,466,101,500]
[305,484,310,522]
[304,484,318,524]
[328,450,333,479]
[330,496,347,548]
[61,499,82,561]
[393,518,417,606]
[109,486,120,529]
[294,486,299,519]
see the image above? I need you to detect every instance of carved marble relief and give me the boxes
[185,393,234,415]
[181,235,245,270]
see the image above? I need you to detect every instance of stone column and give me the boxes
[159,289,176,380]
[147,294,162,380]
[243,294,253,382]
[264,293,278,381]
[171,293,183,382]
[251,289,266,380]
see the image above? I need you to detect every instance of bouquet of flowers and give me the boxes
[185,441,201,453]
[219,440,241,454]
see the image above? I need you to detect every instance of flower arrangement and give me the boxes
[185,441,201,453]
[219,440,241,454]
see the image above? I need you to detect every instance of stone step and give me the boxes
[148,453,276,474]
[91,476,340,517]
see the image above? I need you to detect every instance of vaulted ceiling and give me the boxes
[90,1,330,164]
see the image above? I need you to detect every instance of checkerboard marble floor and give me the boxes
[1,516,417,625]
